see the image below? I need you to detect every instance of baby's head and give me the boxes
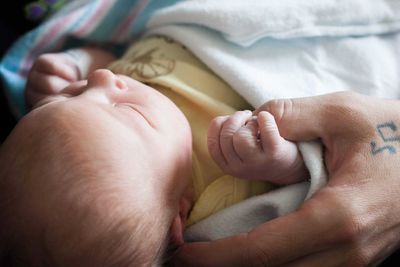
[0,70,193,266]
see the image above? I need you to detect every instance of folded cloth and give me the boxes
[149,0,400,46]
[185,182,310,241]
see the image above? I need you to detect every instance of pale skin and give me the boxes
[207,110,308,185]
[16,46,312,265]
[0,48,194,265]
[172,91,400,267]
[3,47,400,266]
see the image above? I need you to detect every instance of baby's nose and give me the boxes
[87,69,127,91]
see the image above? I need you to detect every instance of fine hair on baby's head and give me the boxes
[0,96,191,266]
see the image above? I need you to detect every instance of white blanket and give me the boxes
[146,0,400,241]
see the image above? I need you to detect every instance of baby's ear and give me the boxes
[170,214,184,247]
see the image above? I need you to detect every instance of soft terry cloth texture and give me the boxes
[149,0,400,46]
[147,0,400,240]
[1,0,400,241]
[148,0,400,108]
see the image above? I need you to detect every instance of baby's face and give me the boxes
[33,68,192,236]
[0,69,193,265]
[39,68,192,199]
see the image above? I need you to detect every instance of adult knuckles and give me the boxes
[322,92,376,141]
[250,245,274,267]
[347,250,371,267]
[247,235,275,267]
[298,187,369,247]
[260,91,370,131]
[262,98,294,126]
[337,212,369,247]
[326,96,367,124]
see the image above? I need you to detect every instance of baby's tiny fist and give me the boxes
[256,111,283,152]
[232,116,261,159]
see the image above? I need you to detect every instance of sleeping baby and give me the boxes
[0,36,307,266]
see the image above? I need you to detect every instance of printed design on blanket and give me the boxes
[111,47,175,79]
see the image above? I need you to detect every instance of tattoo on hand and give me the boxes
[370,121,400,155]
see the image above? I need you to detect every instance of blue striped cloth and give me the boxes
[0,0,182,117]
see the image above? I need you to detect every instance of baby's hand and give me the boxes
[25,51,83,108]
[207,110,308,184]
[25,47,116,109]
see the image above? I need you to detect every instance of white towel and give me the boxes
[146,1,400,241]
[149,0,400,46]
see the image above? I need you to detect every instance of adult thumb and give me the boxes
[253,93,336,141]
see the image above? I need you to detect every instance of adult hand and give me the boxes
[172,91,400,267]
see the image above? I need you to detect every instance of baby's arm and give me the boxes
[25,47,116,108]
[207,110,308,185]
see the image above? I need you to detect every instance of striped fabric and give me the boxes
[0,0,181,117]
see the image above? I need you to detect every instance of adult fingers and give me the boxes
[173,190,341,267]
[279,247,349,267]
[254,93,337,141]
[280,236,395,267]
[173,212,325,267]
[173,234,251,267]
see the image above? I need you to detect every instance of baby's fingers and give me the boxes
[208,116,230,169]
[232,118,262,160]
[27,71,71,95]
[220,111,253,164]
[257,111,284,152]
